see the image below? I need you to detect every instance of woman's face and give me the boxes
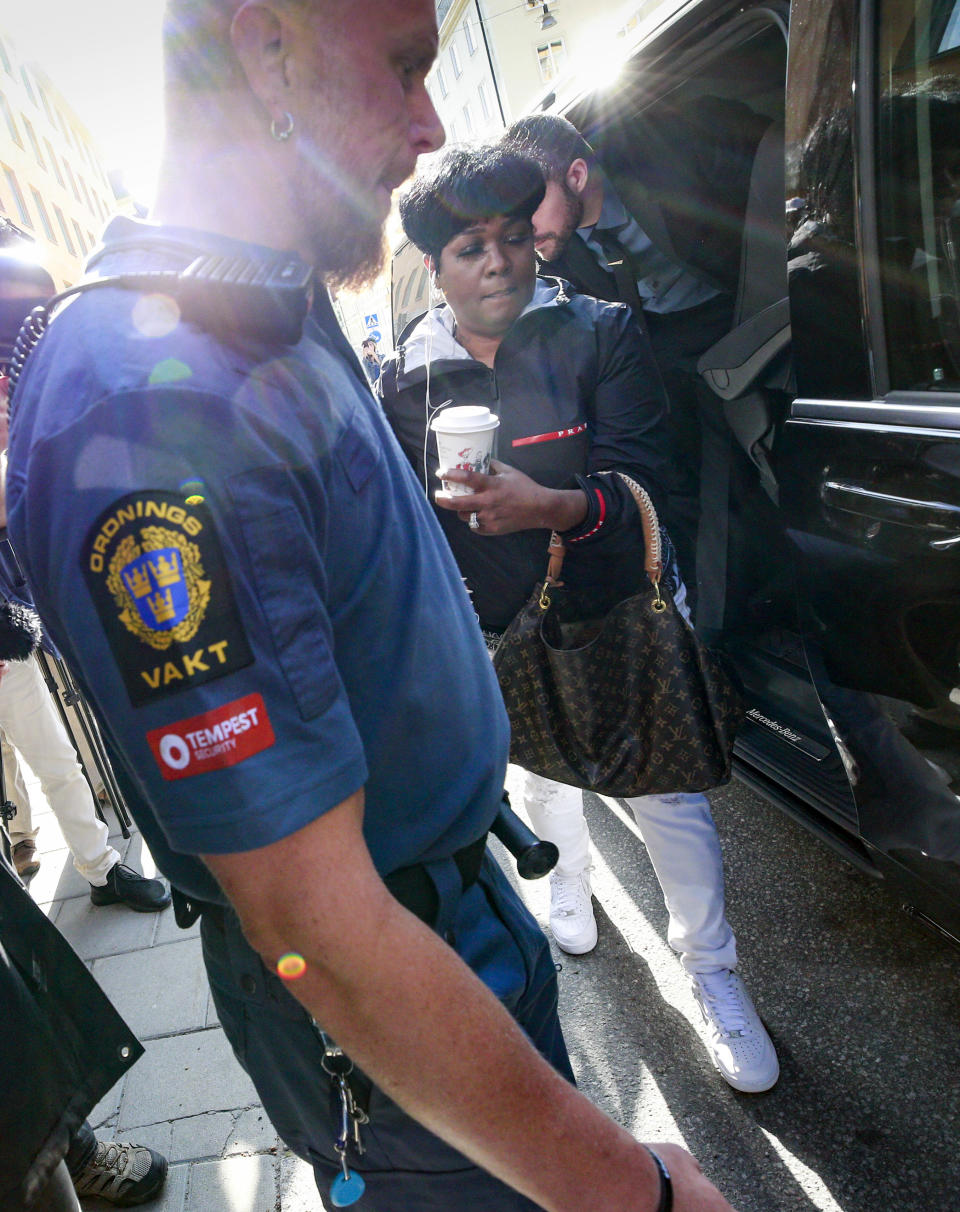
[435,215,537,340]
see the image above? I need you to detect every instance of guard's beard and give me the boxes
[323,227,389,293]
[297,154,390,292]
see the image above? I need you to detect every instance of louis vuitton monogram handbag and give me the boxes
[492,473,743,797]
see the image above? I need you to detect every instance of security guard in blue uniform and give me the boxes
[6,3,735,1210]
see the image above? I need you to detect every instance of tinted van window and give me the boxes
[877,0,960,389]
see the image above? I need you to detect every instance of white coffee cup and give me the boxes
[430,405,500,496]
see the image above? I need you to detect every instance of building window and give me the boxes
[0,40,11,77]
[449,41,462,78]
[2,166,32,227]
[57,110,75,149]
[20,67,37,107]
[464,20,478,55]
[78,173,92,211]
[536,39,567,83]
[23,117,45,169]
[86,230,95,248]
[448,118,459,143]
[436,64,448,98]
[38,86,55,127]
[64,159,80,201]
[462,101,474,135]
[31,187,56,243]
[401,269,418,308]
[938,0,960,51]
[43,139,64,187]
[478,80,491,121]
[72,218,87,253]
[0,92,23,147]
[54,205,76,253]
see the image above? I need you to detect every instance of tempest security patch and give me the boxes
[147,693,274,780]
[83,491,253,705]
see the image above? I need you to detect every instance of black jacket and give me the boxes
[540,97,772,305]
[378,279,670,631]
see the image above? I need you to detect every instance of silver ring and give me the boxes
[468,511,480,530]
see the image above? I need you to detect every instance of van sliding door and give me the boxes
[782,0,960,934]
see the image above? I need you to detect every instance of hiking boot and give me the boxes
[12,839,40,879]
[548,870,598,954]
[72,1140,168,1206]
[90,862,171,912]
[691,968,780,1093]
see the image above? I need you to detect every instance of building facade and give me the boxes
[0,27,119,289]
[430,0,505,147]
[430,1,650,141]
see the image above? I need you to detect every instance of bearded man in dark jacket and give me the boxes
[504,101,771,602]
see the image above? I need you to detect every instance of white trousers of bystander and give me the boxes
[1,655,119,885]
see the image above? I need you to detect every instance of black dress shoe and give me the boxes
[90,863,171,912]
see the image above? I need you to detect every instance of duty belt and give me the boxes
[172,831,489,931]
[382,832,488,926]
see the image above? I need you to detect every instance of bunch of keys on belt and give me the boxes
[320,1036,369,1207]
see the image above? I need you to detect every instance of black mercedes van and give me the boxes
[390,0,960,945]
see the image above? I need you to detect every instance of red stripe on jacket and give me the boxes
[511,424,587,447]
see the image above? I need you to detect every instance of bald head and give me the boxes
[163,2,334,125]
[154,0,443,279]
[162,1,244,98]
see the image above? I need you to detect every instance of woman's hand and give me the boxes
[435,459,587,535]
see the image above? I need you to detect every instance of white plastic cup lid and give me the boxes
[430,405,500,434]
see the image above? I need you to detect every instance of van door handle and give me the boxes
[822,480,960,529]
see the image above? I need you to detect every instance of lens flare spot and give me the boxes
[132,292,181,338]
[148,357,193,385]
[277,952,307,980]
[178,479,206,506]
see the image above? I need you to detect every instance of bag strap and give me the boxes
[608,471,664,586]
[539,472,665,609]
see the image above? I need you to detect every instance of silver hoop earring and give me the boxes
[270,112,294,142]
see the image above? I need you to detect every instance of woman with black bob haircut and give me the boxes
[379,144,779,1097]
[399,144,546,265]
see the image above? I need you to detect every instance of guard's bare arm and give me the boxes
[203,792,736,1212]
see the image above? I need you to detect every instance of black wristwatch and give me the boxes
[645,1147,673,1212]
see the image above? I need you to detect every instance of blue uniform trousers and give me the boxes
[200,853,573,1210]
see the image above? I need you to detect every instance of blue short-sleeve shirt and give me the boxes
[7,218,510,901]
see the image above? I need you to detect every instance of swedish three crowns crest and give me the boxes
[84,492,252,706]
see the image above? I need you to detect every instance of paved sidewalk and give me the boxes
[23,784,322,1211]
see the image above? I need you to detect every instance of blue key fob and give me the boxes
[330,1169,366,1207]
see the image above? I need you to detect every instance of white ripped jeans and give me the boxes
[1,655,119,885]
[522,771,738,975]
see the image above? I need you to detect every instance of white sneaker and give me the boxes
[548,870,598,954]
[691,969,780,1093]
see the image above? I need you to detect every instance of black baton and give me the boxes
[490,793,558,880]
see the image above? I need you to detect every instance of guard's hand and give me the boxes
[435,459,583,535]
[642,1142,738,1211]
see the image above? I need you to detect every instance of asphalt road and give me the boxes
[501,767,960,1212]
